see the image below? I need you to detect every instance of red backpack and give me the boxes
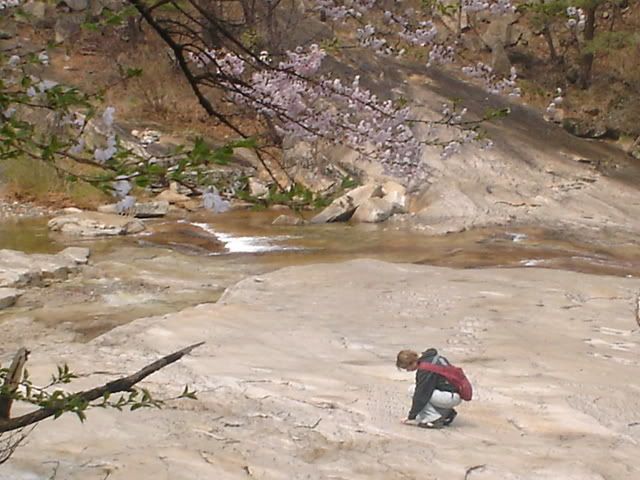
[418,357,473,401]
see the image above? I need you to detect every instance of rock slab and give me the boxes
[48,212,145,237]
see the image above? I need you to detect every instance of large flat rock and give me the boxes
[3,260,640,479]
[0,248,85,288]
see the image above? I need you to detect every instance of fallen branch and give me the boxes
[0,342,204,433]
[464,464,486,480]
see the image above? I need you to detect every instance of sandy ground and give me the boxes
[2,259,639,480]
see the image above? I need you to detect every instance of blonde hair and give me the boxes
[396,349,419,370]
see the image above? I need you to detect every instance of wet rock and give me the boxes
[0,288,22,310]
[142,222,225,254]
[97,201,168,218]
[310,184,383,223]
[48,212,145,237]
[351,198,395,223]
[0,249,82,288]
[272,214,307,226]
[59,247,91,265]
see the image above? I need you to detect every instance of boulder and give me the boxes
[23,1,47,19]
[381,181,407,214]
[272,214,307,226]
[0,288,22,310]
[0,249,83,288]
[48,212,145,237]
[310,184,383,223]
[98,201,169,218]
[61,0,89,11]
[351,198,395,223]
[54,14,84,43]
[58,247,91,265]
[156,189,190,204]
[248,178,269,198]
[562,118,620,140]
[132,200,169,218]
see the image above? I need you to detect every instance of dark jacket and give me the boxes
[407,348,456,420]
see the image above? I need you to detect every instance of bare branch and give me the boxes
[0,342,204,433]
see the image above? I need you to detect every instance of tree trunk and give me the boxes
[578,6,597,89]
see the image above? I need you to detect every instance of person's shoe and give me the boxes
[417,416,446,429]
[443,409,457,426]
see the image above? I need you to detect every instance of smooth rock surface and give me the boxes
[3,260,639,479]
[0,287,22,309]
[48,212,145,237]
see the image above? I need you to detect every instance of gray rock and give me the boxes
[0,30,14,40]
[272,214,307,226]
[351,198,395,223]
[0,249,83,288]
[61,0,89,11]
[98,201,169,218]
[0,288,22,310]
[54,14,84,43]
[59,247,91,265]
[48,212,145,237]
[23,1,47,19]
[310,184,383,223]
[132,200,169,218]
[562,118,620,140]
[490,44,512,77]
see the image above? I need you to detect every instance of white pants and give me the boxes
[415,390,461,424]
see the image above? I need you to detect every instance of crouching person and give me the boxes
[396,348,472,429]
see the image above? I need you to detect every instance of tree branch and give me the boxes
[0,342,204,433]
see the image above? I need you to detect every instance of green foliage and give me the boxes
[0,363,197,425]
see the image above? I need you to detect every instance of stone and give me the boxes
[132,200,169,218]
[61,0,89,11]
[310,184,383,223]
[248,178,269,198]
[48,212,145,237]
[272,214,307,226]
[54,14,84,43]
[381,181,407,214]
[562,118,620,140]
[490,44,512,77]
[156,188,190,204]
[62,207,83,214]
[98,201,169,218]
[23,1,47,19]
[0,288,22,310]
[58,247,91,265]
[0,249,83,288]
[351,198,395,223]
